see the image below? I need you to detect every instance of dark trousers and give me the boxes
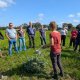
[74,39,80,51]
[50,51,63,75]
[61,35,66,46]
[28,35,35,48]
[40,36,46,45]
[69,38,76,48]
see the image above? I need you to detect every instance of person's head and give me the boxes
[78,25,80,29]
[41,25,44,29]
[63,27,65,30]
[29,22,32,27]
[71,27,75,30]
[9,23,13,29]
[19,25,23,30]
[49,21,57,31]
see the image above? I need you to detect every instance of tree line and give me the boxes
[0,22,80,30]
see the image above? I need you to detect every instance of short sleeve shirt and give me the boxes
[6,28,17,39]
[50,31,61,54]
[60,29,68,35]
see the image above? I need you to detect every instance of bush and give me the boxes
[21,54,48,74]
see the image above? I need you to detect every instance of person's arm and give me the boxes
[15,30,17,40]
[16,34,18,40]
[50,34,54,46]
[17,31,20,39]
[45,31,46,37]
[45,29,46,37]
[34,28,36,35]
[76,30,78,38]
[39,29,42,37]
[50,37,54,46]
[66,29,68,34]
[5,33,10,41]
[23,30,25,37]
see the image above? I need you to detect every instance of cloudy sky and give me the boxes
[0,0,80,26]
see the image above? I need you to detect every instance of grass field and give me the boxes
[0,30,80,80]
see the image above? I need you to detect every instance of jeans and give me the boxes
[28,35,35,48]
[69,38,76,48]
[61,35,66,46]
[50,51,63,75]
[19,37,26,51]
[40,36,46,45]
[9,39,18,55]
[74,39,80,51]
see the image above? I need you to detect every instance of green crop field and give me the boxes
[0,30,80,80]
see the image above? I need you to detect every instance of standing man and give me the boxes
[39,25,46,46]
[60,27,68,47]
[49,21,63,79]
[26,22,35,48]
[6,23,18,55]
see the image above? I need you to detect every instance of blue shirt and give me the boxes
[6,28,17,39]
[27,26,35,35]
[39,29,45,37]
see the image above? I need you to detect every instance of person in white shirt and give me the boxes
[60,27,68,46]
[6,23,18,55]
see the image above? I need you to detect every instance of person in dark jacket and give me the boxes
[26,22,36,48]
[74,25,80,52]
[39,25,46,46]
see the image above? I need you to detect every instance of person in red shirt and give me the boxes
[49,21,63,79]
[69,27,78,48]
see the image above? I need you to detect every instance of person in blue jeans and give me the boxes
[39,25,46,46]
[6,23,18,55]
[17,26,26,51]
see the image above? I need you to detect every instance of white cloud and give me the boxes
[0,0,15,8]
[68,14,75,18]
[6,0,15,4]
[77,12,80,17]
[0,0,7,8]
[38,13,44,17]
[38,13,44,21]
[73,19,80,23]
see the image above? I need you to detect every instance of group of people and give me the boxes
[4,22,46,55]
[49,22,80,79]
[0,21,80,79]
[26,22,46,48]
[60,26,80,52]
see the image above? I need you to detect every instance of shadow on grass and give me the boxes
[62,49,80,60]
[62,49,74,53]
[2,62,50,79]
